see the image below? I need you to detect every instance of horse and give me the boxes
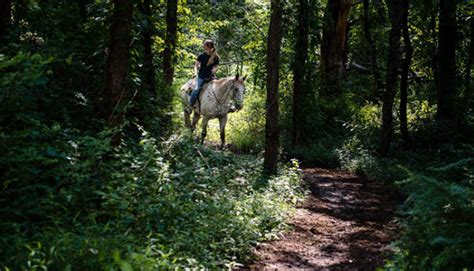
[180,74,247,148]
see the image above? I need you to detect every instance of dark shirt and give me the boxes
[197,52,219,79]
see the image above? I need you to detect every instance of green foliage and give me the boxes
[0,125,304,269]
[394,159,474,270]
[0,52,53,123]
[283,137,341,168]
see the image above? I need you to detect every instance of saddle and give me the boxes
[185,76,217,94]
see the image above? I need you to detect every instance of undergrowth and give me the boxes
[0,128,304,269]
[392,158,474,270]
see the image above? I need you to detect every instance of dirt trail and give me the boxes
[246,168,401,270]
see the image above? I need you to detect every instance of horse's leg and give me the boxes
[218,115,228,149]
[191,112,200,131]
[183,107,192,129]
[200,116,210,144]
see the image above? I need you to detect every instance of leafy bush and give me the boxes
[394,159,474,270]
[0,126,304,269]
[284,140,341,168]
[336,135,406,182]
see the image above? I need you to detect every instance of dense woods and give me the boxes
[0,0,472,269]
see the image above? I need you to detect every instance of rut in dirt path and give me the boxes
[247,168,401,270]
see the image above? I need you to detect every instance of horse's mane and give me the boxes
[207,76,235,90]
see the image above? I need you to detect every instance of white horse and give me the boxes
[180,74,247,148]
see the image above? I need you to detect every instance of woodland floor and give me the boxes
[242,167,401,271]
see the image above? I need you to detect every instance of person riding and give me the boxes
[190,39,220,106]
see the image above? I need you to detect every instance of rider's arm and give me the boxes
[193,60,200,77]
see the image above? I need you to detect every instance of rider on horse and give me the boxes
[190,39,219,106]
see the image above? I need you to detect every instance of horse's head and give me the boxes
[231,74,247,110]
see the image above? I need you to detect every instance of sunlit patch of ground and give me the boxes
[243,168,401,270]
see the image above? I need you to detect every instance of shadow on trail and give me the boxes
[243,168,402,270]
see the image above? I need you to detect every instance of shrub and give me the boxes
[0,129,304,269]
[393,159,474,270]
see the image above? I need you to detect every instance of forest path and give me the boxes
[245,168,401,270]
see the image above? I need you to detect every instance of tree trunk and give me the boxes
[292,0,309,145]
[462,17,474,122]
[163,0,178,85]
[437,0,457,122]
[399,0,412,142]
[429,7,439,101]
[362,0,382,100]
[320,0,352,96]
[141,0,156,95]
[263,0,283,175]
[379,0,403,156]
[102,0,133,132]
[0,0,12,41]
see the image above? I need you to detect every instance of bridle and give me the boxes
[212,79,241,108]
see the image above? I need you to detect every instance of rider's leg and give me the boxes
[190,77,205,106]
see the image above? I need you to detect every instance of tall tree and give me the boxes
[320,0,352,96]
[429,3,440,99]
[292,0,310,145]
[362,0,382,99]
[379,0,403,156]
[163,0,178,85]
[101,0,133,131]
[0,0,12,41]
[437,0,457,122]
[399,0,413,142]
[140,0,156,95]
[263,0,283,175]
[463,17,474,120]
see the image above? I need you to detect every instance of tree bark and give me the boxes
[292,0,309,145]
[263,0,283,175]
[140,0,156,95]
[462,17,474,122]
[399,0,412,142]
[102,0,133,132]
[0,0,12,41]
[437,0,457,122]
[379,0,403,156]
[362,0,382,100]
[320,0,352,96]
[163,0,178,85]
[429,7,439,101]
